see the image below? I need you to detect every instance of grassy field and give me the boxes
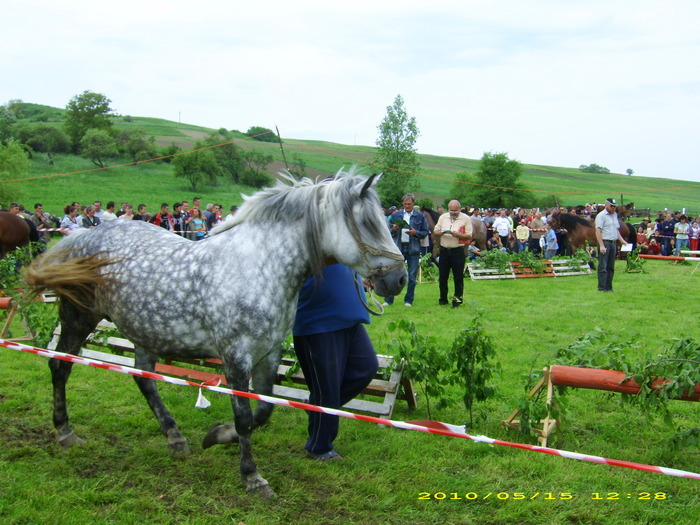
[1,259,699,524]
[6,104,700,213]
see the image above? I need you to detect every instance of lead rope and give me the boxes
[353,274,386,316]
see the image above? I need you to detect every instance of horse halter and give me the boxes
[346,214,405,280]
[346,212,405,316]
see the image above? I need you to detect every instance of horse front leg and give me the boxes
[229,371,275,499]
[202,348,280,446]
[250,348,280,427]
[132,348,190,456]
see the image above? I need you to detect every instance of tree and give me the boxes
[0,141,29,206]
[626,168,634,176]
[245,126,279,143]
[64,91,115,151]
[240,150,274,188]
[15,123,70,164]
[449,170,476,205]
[116,127,157,163]
[0,103,18,144]
[374,94,420,207]
[80,128,117,167]
[172,143,221,190]
[203,132,245,183]
[287,152,307,180]
[470,152,532,208]
[579,163,610,174]
[159,142,182,163]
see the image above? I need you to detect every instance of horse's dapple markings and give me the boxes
[24,167,407,499]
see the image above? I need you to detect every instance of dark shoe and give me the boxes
[306,450,344,461]
[452,297,463,308]
[439,300,448,306]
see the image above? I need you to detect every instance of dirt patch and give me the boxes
[178,129,210,141]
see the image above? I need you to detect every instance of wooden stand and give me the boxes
[48,321,418,418]
[0,297,33,341]
[502,367,559,447]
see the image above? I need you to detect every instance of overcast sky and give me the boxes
[3,1,700,182]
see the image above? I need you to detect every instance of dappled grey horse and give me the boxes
[24,168,407,498]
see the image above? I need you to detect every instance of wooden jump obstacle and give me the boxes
[467,259,591,280]
[47,321,417,418]
[0,296,19,339]
[639,251,700,275]
[503,365,700,447]
[0,295,38,341]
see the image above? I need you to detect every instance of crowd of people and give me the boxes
[378,198,698,306]
[5,199,240,250]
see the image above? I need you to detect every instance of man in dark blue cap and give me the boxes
[594,198,630,291]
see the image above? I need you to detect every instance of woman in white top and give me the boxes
[673,215,690,255]
[59,206,82,235]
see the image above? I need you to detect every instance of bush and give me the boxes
[240,169,274,188]
[245,126,279,143]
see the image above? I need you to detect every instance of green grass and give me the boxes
[1,261,699,524]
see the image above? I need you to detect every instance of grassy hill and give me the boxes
[8,104,700,214]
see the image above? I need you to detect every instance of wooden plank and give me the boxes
[155,363,227,385]
[80,348,135,367]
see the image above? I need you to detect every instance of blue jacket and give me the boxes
[388,209,429,256]
[293,264,369,336]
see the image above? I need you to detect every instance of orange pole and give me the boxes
[550,365,700,402]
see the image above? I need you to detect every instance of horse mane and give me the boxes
[210,165,381,275]
[420,207,441,223]
[556,212,593,230]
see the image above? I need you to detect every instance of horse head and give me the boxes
[324,170,407,298]
[547,210,561,230]
[616,202,634,219]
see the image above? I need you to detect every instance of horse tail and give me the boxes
[23,249,121,310]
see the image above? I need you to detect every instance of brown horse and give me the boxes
[0,211,31,259]
[421,207,487,255]
[548,210,635,253]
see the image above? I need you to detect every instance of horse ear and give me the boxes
[360,173,381,198]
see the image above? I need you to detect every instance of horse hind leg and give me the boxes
[51,301,100,447]
[132,348,190,456]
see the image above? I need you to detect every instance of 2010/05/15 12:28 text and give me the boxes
[417,492,668,501]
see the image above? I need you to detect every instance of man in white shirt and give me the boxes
[594,198,629,292]
[433,200,472,307]
[101,201,118,221]
[492,210,511,250]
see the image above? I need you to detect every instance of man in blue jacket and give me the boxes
[294,264,378,460]
[383,194,430,307]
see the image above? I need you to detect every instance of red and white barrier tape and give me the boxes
[639,254,700,262]
[1,338,698,481]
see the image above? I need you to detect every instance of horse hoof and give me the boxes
[168,437,191,456]
[202,424,239,449]
[57,430,85,447]
[246,480,276,500]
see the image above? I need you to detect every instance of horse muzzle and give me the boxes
[370,263,407,297]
